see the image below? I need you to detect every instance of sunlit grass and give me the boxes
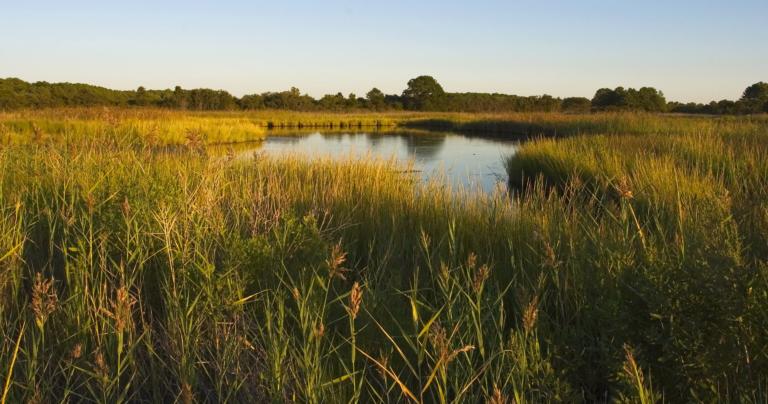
[6,108,766,144]
[0,111,765,402]
[0,110,266,145]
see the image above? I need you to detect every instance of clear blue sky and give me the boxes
[1,0,766,102]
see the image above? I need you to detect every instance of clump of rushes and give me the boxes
[0,111,765,402]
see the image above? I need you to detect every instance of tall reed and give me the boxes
[0,111,765,402]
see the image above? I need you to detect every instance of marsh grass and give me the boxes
[406,111,768,138]
[0,109,266,145]
[506,121,768,401]
[0,111,765,402]
[9,108,768,144]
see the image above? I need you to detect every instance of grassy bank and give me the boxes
[0,109,266,145]
[0,109,432,145]
[5,108,767,148]
[404,112,768,138]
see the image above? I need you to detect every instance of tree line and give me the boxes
[1,76,766,115]
[667,82,768,115]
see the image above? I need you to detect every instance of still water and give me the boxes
[239,131,518,193]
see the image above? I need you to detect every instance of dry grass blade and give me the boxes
[2,322,25,404]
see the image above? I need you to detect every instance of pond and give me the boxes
[235,131,518,193]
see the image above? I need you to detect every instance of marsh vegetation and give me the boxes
[0,109,766,402]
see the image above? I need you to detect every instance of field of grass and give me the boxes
[0,110,766,402]
[5,108,767,145]
[404,112,768,138]
[0,109,267,145]
[0,109,412,144]
[505,120,768,401]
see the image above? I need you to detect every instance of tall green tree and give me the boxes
[740,82,768,113]
[172,85,188,109]
[741,82,768,101]
[366,88,385,110]
[402,75,445,110]
[592,86,666,112]
[131,86,148,106]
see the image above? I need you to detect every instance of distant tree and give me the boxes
[239,93,265,110]
[318,92,346,111]
[537,94,561,112]
[347,93,360,109]
[173,85,188,109]
[561,97,592,113]
[261,88,315,110]
[185,88,238,110]
[383,94,404,110]
[592,88,625,110]
[402,75,445,110]
[741,82,768,101]
[131,86,148,106]
[739,82,768,114]
[591,86,666,112]
[635,87,667,112]
[366,88,386,110]
[717,99,739,114]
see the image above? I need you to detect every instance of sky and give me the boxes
[1,0,766,103]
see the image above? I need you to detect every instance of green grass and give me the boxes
[0,110,765,402]
[405,111,768,137]
[506,123,768,401]
[0,109,266,145]
[6,108,766,145]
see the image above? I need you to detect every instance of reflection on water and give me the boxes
[229,131,518,193]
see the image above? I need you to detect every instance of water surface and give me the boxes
[238,131,518,193]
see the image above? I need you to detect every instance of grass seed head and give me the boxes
[112,286,134,333]
[377,350,391,380]
[523,295,539,333]
[327,243,349,280]
[467,252,477,269]
[616,176,634,200]
[101,285,135,333]
[121,196,131,217]
[542,240,560,269]
[447,344,476,363]
[94,350,108,380]
[31,273,58,328]
[348,282,362,320]
[429,323,449,360]
[439,262,450,283]
[70,343,83,360]
[488,384,508,404]
[85,193,96,214]
[314,320,325,338]
[473,264,491,293]
[622,344,645,385]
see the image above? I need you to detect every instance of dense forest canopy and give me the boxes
[1,76,766,115]
[591,87,667,112]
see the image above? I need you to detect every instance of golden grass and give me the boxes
[0,110,766,402]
